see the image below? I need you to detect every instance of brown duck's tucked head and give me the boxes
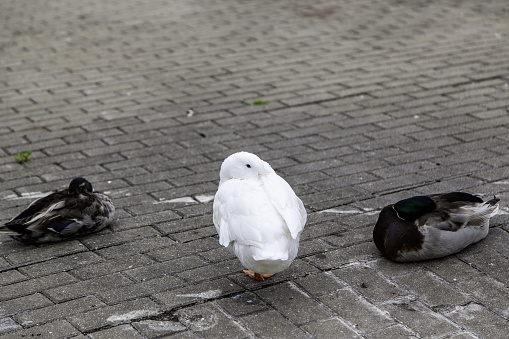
[68,177,94,195]
[393,196,436,221]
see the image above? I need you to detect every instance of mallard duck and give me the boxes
[0,177,115,244]
[373,192,499,262]
[213,152,307,280]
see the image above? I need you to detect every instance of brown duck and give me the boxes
[0,177,115,244]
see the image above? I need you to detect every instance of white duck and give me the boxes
[213,152,307,280]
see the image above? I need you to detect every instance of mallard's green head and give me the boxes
[393,196,436,220]
[68,177,94,195]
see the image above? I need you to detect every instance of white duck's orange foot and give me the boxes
[243,270,275,280]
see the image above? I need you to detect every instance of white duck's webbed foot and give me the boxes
[243,270,275,280]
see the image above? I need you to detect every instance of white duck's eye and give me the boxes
[246,164,251,168]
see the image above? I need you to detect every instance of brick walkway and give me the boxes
[1,0,509,337]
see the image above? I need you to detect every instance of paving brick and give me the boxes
[71,254,155,280]
[18,251,103,278]
[1,272,77,302]
[456,274,509,318]
[0,293,53,317]
[175,303,250,338]
[393,270,471,307]
[96,236,178,260]
[0,320,80,339]
[216,292,269,317]
[305,243,378,270]
[358,173,432,194]
[240,309,308,339]
[459,248,509,283]
[302,318,361,338]
[255,282,333,326]
[0,270,27,286]
[87,324,144,339]
[68,298,161,333]
[125,256,207,282]
[319,288,395,332]
[421,256,480,283]
[381,299,460,337]
[445,303,509,337]
[153,278,243,309]
[333,264,407,303]
[44,273,133,303]
[14,295,105,327]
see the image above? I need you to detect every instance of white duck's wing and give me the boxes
[261,172,306,239]
[213,180,264,248]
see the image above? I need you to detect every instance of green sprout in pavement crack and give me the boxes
[252,100,269,105]
[15,150,32,164]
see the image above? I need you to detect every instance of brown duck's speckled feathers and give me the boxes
[373,192,499,262]
[0,177,115,244]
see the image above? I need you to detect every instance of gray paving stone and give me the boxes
[458,249,509,283]
[71,255,155,280]
[0,270,27,286]
[87,324,144,339]
[302,318,362,338]
[1,272,77,302]
[445,303,509,338]
[381,299,460,337]
[125,256,207,282]
[363,324,416,339]
[255,282,333,326]
[0,317,21,335]
[175,303,250,338]
[0,293,53,317]
[333,264,407,303]
[392,270,471,307]
[153,278,243,309]
[68,298,161,333]
[44,273,133,303]
[216,292,269,317]
[0,320,80,338]
[421,256,481,283]
[240,309,308,339]
[14,295,105,327]
[318,288,395,332]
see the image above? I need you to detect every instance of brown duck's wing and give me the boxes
[6,190,68,223]
[5,193,95,234]
[2,190,68,234]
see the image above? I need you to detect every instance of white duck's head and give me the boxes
[219,151,273,183]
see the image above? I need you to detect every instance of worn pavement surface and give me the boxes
[1,0,509,338]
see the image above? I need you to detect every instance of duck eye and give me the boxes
[246,164,251,168]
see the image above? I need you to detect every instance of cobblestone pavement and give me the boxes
[1,0,509,337]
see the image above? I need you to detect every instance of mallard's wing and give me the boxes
[261,172,306,239]
[213,180,263,248]
[422,193,499,231]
